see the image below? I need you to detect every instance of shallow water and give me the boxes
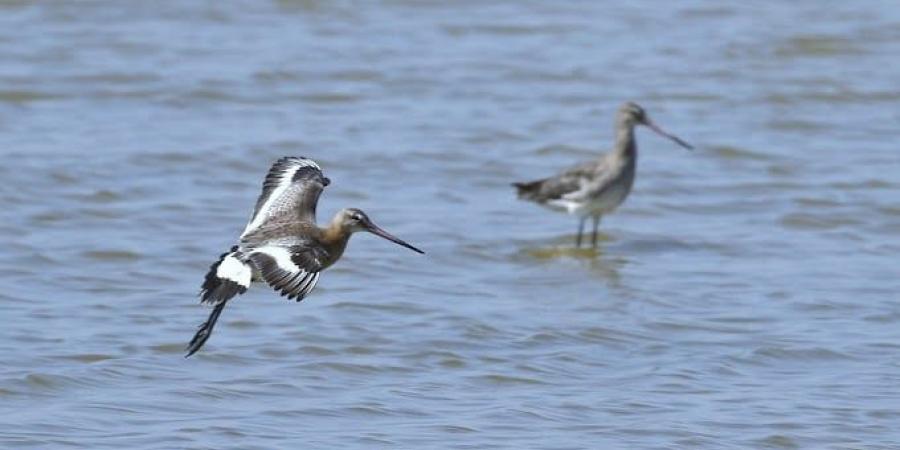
[2,1,900,448]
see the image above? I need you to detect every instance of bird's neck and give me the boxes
[612,124,637,160]
[320,220,352,268]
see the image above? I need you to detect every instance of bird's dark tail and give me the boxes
[185,301,227,358]
[512,180,543,200]
[186,246,252,358]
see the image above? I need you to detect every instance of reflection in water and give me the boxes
[585,252,628,287]
[518,234,627,287]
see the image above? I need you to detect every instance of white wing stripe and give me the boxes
[258,246,297,272]
[252,245,313,282]
[240,158,320,238]
[248,245,321,300]
[240,169,294,237]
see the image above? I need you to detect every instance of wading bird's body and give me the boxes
[186,157,423,357]
[513,102,693,247]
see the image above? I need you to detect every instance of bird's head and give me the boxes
[619,101,648,127]
[618,101,693,150]
[336,208,424,254]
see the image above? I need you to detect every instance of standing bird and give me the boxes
[186,156,424,357]
[512,102,693,247]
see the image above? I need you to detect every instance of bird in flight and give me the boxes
[186,156,424,357]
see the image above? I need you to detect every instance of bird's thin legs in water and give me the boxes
[591,215,601,247]
[575,216,587,248]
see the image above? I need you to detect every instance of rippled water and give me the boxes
[2,1,900,448]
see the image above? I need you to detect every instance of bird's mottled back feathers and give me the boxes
[240,157,329,239]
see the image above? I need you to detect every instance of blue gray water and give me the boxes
[2,1,900,448]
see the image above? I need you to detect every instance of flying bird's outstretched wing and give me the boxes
[247,244,328,301]
[240,157,330,239]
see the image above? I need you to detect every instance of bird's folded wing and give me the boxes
[526,159,596,200]
[241,157,328,238]
[559,159,618,201]
[247,245,326,301]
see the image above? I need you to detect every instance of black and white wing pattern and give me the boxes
[246,244,328,301]
[240,157,330,239]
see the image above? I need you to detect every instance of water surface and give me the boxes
[2,1,900,448]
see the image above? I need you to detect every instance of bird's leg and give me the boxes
[576,216,587,248]
[591,215,601,247]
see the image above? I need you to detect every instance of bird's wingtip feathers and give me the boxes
[274,156,321,171]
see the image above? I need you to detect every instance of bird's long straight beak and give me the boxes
[645,119,694,150]
[365,221,425,254]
